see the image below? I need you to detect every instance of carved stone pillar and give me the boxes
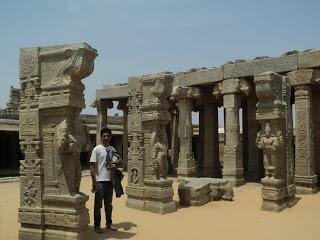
[94,99,113,145]
[201,101,220,177]
[288,69,319,194]
[246,90,260,181]
[171,86,201,177]
[213,79,249,186]
[169,102,179,171]
[126,72,176,214]
[255,71,296,212]
[18,43,97,239]
[313,90,320,186]
[117,99,129,171]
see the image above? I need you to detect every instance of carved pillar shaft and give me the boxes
[177,98,196,177]
[203,102,220,177]
[223,93,243,186]
[96,99,113,144]
[313,91,320,186]
[294,85,318,193]
[246,92,260,181]
[170,107,179,169]
[117,99,128,171]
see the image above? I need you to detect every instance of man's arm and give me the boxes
[90,162,97,193]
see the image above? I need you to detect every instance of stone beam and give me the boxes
[172,49,320,88]
[96,84,129,100]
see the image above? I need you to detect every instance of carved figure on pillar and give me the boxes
[256,122,283,178]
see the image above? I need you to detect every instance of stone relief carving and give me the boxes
[23,180,38,207]
[256,122,283,178]
[130,168,139,184]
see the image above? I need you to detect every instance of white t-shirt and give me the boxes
[90,144,116,182]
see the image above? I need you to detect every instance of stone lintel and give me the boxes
[173,67,223,86]
[290,69,320,86]
[96,85,129,100]
[298,49,320,69]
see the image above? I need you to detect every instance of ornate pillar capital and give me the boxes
[213,78,250,100]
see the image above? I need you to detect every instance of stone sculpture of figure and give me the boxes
[54,118,88,194]
[152,142,168,179]
[256,122,283,177]
[23,180,37,207]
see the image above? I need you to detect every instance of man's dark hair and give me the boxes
[100,127,112,137]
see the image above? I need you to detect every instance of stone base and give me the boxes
[261,177,295,212]
[19,193,89,240]
[177,167,196,177]
[44,229,88,240]
[223,169,245,187]
[19,227,44,240]
[126,179,177,214]
[145,200,177,214]
[294,175,318,194]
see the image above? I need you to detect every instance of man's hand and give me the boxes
[110,163,117,170]
[91,182,97,193]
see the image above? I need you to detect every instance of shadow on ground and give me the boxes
[87,222,138,239]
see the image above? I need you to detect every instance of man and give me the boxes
[90,127,119,234]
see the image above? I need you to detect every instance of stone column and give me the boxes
[202,102,220,177]
[18,43,97,239]
[213,79,249,186]
[255,71,296,212]
[117,99,129,171]
[313,90,320,186]
[246,91,260,181]
[171,86,201,177]
[169,102,179,171]
[94,99,113,145]
[288,69,319,194]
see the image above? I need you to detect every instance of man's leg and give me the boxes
[104,181,114,228]
[94,182,104,231]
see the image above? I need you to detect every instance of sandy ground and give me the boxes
[1,174,320,240]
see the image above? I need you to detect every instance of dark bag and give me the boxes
[113,168,124,198]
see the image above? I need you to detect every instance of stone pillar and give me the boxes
[213,79,249,186]
[169,102,179,172]
[202,102,220,177]
[288,69,319,194]
[255,71,296,212]
[246,90,260,181]
[171,86,201,177]
[18,43,97,239]
[126,73,176,214]
[117,99,129,171]
[95,99,113,145]
[313,90,320,186]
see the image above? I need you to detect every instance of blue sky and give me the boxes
[0,0,319,121]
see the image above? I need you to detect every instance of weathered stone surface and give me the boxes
[224,55,298,79]
[178,178,234,206]
[96,84,129,99]
[126,72,176,214]
[19,43,97,239]
[254,71,296,212]
[173,67,223,86]
[298,49,320,69]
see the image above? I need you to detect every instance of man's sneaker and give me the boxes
[94,226,103,234]
[106,225,118,231]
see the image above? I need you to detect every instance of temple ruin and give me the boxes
[14,42,320,239]
[96,48,320,213]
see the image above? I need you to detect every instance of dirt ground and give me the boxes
[1,174,320,240]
